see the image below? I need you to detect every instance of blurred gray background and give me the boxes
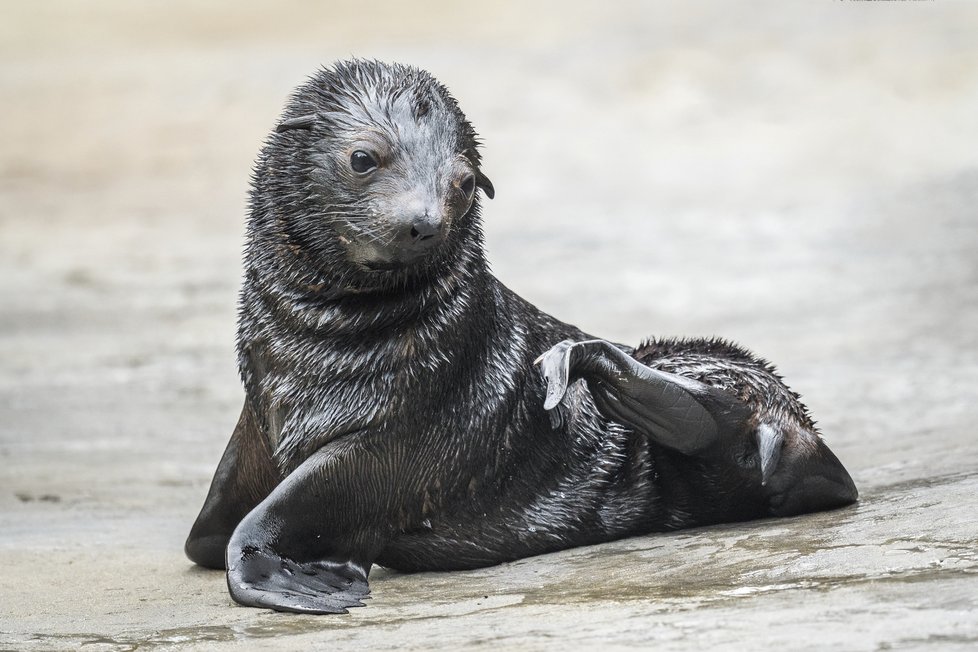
[2,1,976,650]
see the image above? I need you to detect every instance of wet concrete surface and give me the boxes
[2,1,977,650]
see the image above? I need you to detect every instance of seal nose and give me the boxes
[407,213,442,246]
[410,219,440,241]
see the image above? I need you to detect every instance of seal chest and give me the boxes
[184,59,857,614]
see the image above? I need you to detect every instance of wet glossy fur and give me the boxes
[185,60,857,613]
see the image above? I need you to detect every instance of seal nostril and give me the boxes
[410,226,420,239]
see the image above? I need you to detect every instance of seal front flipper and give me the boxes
[225,442,382,614]
[535,339,748,455]
[227,545,369,615]
[185,402,278,569]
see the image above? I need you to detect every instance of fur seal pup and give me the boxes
[185,59,858,614]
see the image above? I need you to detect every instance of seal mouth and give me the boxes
[357,240,442,273]
[360,251,435,272]
[361,260,406,272]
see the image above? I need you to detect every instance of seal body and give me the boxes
[185,60,857,614]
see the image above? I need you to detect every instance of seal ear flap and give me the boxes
[475,169,495,199]
[275,114,318,133]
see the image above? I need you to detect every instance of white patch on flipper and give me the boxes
[757,422,784,485]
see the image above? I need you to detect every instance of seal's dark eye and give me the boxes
[350,150,378,174]
[460,174,475,199]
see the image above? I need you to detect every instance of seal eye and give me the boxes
[350,150,378,175]
[459,174,475,199]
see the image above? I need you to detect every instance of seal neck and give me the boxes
[242,230,491,340]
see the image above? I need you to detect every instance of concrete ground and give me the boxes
[2,1,977,650]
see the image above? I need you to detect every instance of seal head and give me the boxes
[263,60,494,287]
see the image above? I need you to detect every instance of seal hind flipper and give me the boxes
[760,426,858,516]
[536,338,857,517]
[185,402,278,569]
[536,339,748,454]
[225,442,382,614]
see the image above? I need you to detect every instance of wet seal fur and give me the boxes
[186,59,858,614]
